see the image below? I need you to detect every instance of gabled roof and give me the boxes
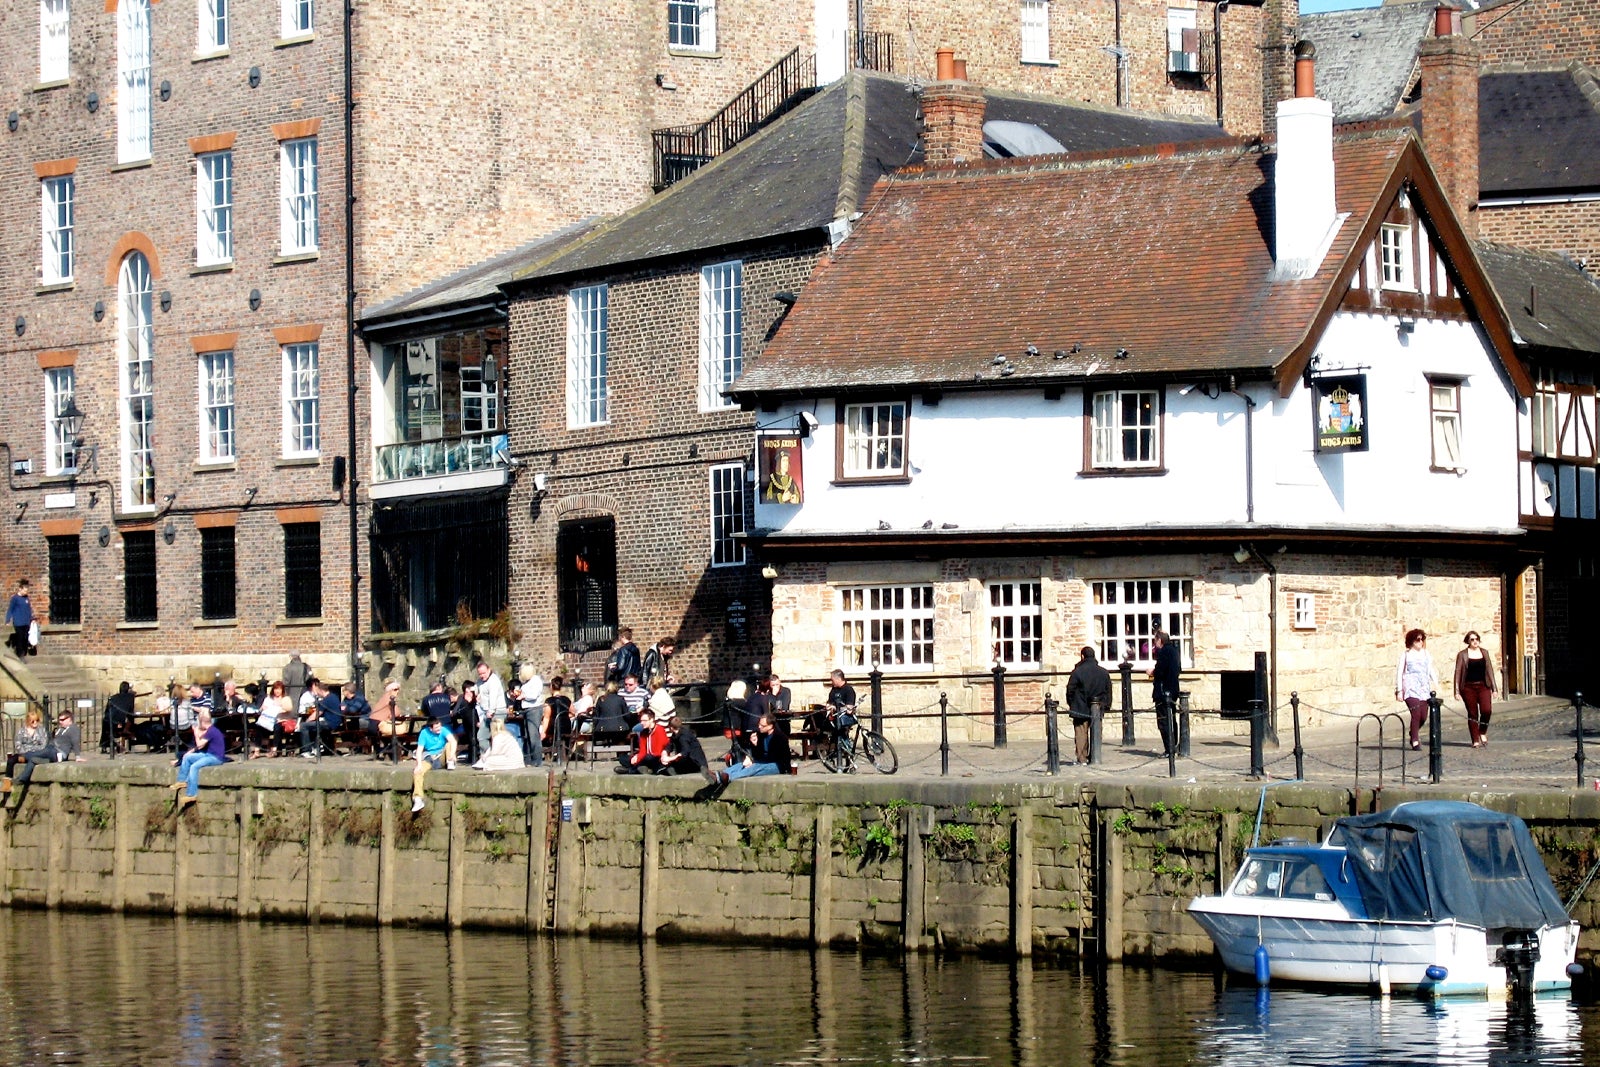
[731,127,1529,402]
[1479,64,1600,196]
[1475,241,1600,358]
[1300,1,1434,122]
[507,71,1216,287]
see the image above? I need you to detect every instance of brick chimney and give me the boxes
[1419,5,1480,236]
[921,47,985,165]
[1274,41,1339,278]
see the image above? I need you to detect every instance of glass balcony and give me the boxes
[375,431,510,484]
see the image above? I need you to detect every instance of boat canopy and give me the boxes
[1326,801,1569,929]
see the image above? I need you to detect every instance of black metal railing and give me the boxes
[851,29,895,73]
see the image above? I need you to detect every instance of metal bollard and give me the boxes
[1427,691,1443,784]
[1178,690,1192,758]
[1290,691,1304,781]
[1089,699,1104,765]
[1119,662,1135,747]
[939,691,950,777]
[1044,693,1060,776]
[1574,691,1586,790]
[991,664,1008,749]
[1248,697,1265,779]
[869,668,884,736]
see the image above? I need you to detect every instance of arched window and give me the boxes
[119,252,156,510]
[117,0,152,162]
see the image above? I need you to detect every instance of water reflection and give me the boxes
[0,910,1592,1066]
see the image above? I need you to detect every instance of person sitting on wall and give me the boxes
[169,709,226,807]
[618,708,668,774]
[475,718,524,772]
[658,713,713,779]
[2,707,49,792]
[708,711,792,788]
[11,707,84,789]
[410,716,457,812]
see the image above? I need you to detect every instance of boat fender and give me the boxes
[1254,944,1270,985]
[1567,963,1585,978]
[1378,964,1391,997]
[1425,965,1448,983]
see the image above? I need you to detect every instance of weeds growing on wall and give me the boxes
[323,805,383,848]
[253,804,310,855]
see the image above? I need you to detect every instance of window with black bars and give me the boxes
[123,530,157,623]
[47,535,81,626]
[283,522,322,619]
[200,526,236,619]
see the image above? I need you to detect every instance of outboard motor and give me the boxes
[1497,930,1542,999]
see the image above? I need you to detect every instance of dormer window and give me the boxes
[1380,223,1413,291]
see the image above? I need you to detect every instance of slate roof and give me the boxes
[509,71,1217,286]
[1479,65,1600,196]
[731,129,1496,399]
[1300,2,1434,122]
[1475,241,1600,357]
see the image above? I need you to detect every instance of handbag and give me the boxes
[27,620,39,648]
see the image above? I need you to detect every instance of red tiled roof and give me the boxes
[732,129,1417,398]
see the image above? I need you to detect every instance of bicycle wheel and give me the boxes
[862,730,898,774]
[819,736,853,774]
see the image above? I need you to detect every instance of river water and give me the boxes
[0,910,1595,1066]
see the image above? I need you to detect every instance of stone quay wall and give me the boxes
[3,766,1598,965]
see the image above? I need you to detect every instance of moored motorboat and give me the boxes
[1187,801,1581,997]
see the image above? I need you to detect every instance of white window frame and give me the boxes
[988,580,1043,667]
[1292,592,1316,630]
[39,0,70,83]
[1020,0,1051,63]
[117,0,152,164]
[1380,223,1413,291]
[282,342,320,457]
[566,284,609,428]
[40,174,74,284]
[1429,376,1463,471]
[1167,7,1199,73]
[196,150,233,266]
[1089,578,1193,668]
[198,349,236,463]
[279,137,319,254]
[198,0,228,54]
[281,0,313,38]
[698,260,743,411]
[44,367,77,476]
[1530,384,1558,459]
[1090,389,1160,469]
[118,252,156,512]
[668,0,715,51]
[841,400,908,480]
[709,462,747,567]
[839,584,935,671]
[459,357,499,436]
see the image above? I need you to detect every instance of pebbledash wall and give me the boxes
[3,766,1598,965]
[769,553,1507,741]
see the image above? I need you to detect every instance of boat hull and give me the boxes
[1187,901,1578,996]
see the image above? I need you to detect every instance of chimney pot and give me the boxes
[953,58,968,81]
[936,46,956,81]
[1434,4,1458,37]
[1293,40,1317,99]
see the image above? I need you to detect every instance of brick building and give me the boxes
[3,1,1292,697]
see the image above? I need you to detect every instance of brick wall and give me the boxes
[1469,0,1600,66]
[0,1,358,682]
[504,243,824,682]
[1479,201,1600,278]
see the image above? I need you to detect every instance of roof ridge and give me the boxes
[892,134,1259,182]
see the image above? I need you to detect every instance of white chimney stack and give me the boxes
[1274,41,1341,279]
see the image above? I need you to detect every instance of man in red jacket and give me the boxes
[620,708,668,774]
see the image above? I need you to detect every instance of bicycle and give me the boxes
[817,706,898,774]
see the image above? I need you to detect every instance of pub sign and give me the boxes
[1313,373,1368,453]
[758,434,804,504]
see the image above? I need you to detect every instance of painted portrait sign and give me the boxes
[758,435,803,504]
[1313,373,1369,453]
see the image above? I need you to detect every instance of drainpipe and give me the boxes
[1214,0,1228,128]
[1241,543,1280,744]
[344,0,362,685]
[1227,375,1255,524]
[1114,0,1126,108]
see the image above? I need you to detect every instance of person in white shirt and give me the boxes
[475,660,508,754]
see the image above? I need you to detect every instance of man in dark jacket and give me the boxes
[658,714,712,779]
[710,711,792,784]
[1149,631,1182,757]
[1063,647,1110,765]
[605,628,642,686]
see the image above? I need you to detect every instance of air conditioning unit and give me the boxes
[1169,49,1198,74]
